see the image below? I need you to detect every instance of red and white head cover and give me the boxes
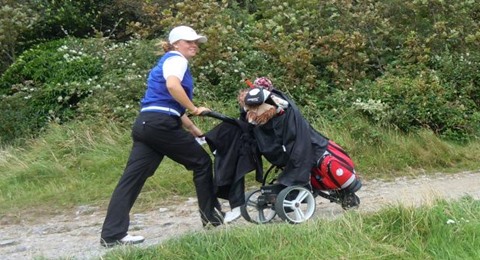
[253,77,274,91]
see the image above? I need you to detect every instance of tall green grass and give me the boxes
[0,120,196,215]
[1,108,480,216]
[102,197,480,259]
[312,113,480,179]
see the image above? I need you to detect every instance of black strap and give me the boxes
[326,157,343,188]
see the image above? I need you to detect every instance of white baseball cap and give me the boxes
[168,26,207,44]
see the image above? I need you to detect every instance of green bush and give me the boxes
[77,39,158,123]
[1,38,102,91]
[432,52,480,109]
[347,72,479,142]
[0,92,47,144]
[0,4,38,74]
[0,38,103,144]
[2,0,480,144]
[26,0,100,39]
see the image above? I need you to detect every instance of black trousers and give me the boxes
[101,112,219,242]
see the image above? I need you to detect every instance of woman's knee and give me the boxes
[193,152,212,172]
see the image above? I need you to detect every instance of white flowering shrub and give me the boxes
[0,38,103,144]
[352,98,391,122]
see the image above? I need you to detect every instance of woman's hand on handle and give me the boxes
[191,106,210,116]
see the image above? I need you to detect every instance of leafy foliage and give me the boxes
[77,39,158,123]
[1,0,480,144]
[0,4,38,72]
[0,38,103,143]
[349,72,479,141]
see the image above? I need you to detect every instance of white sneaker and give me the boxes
[224,206,241,223]
[101,234,145,247]
[119,234,145,245]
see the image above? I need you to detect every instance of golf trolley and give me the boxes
[201,111,361,225]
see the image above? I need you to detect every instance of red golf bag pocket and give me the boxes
[310,140,361,193]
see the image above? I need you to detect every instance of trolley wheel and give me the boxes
[240,189,276,224]
[275,186,316,224]
[341,193,360,210]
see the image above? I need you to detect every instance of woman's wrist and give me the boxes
[190,126,203,137]
[191,107,199,115]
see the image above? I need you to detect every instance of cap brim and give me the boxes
[169,35,207,44]
[194,36,207,43]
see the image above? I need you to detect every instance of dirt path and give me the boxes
[1,171,479,260]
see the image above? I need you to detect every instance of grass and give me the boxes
[0,120,196,215]
[0,108,479,259]
[101,197,480,259]
[1,111,479,216]
[313,114,480,180]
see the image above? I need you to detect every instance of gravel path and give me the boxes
[1,171,479,260]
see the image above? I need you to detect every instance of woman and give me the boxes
[100,25,222,247]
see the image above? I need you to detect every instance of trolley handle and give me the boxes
[200,110,237,124]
